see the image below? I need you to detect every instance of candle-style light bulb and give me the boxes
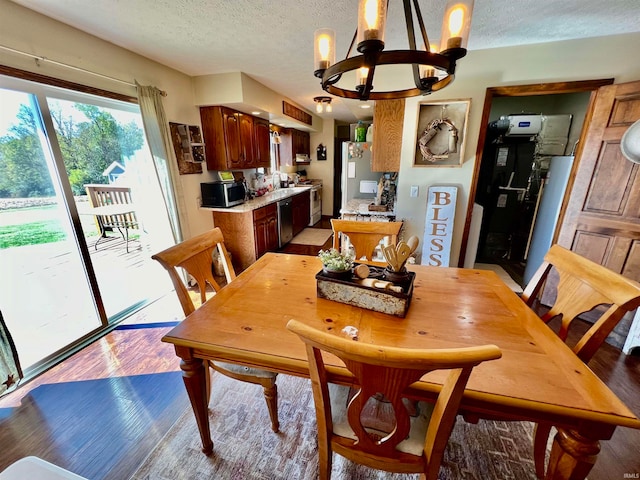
[325,103,332,113]
[357,67,369,86]
[318,37,330,61]
[449,8,464,35]
[420,43,440,80]
[364,0,378,33]
[357,0,386,52]
[439,0,474,54]
[447,7,464,48]
[314,28,335,74]
[316,102,323,113]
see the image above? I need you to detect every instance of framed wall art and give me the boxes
[413,99,470,167]
[169,122,204,175]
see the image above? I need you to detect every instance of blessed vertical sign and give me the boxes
[421,186,458,267]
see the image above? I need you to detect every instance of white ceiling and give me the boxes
[9,0,640,123]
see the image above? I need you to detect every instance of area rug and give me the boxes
[290,228,332,246]
[131,373,539,480]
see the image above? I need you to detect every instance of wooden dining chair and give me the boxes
[330,219,403,265]
[286,319,502,480]
[521,244,640,478]
[151,227,280,432]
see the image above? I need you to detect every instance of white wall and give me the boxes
[193,72,323,133]
[3,0,640,251]
[388,32,640,266]
[308,118,335,216]
[0,0,209,238]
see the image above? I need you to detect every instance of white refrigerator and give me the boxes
[523,155,574,285]
[341,142,382,209]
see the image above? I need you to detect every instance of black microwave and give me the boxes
[201,180,245,208]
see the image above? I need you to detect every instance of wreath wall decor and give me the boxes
[418,118,459,163]
[413,100,470,167]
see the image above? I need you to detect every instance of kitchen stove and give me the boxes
[309,183,322,226]
[295,179,322,226]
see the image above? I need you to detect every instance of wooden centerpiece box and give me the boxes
[316,264,415,317]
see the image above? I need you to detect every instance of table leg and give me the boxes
[114,225,130,253]
[544,427,601,480]
[179,355,213,455]
[93,216,109,250]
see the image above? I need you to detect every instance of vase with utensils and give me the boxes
[382,236,419,283]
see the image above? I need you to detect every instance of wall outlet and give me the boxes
[410,185,419,198]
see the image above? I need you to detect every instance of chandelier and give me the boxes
[314,96,333,113]
[313,0,474,101]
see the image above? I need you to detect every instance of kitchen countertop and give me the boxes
[340,197,396,217]
[200,186,312,213]
[296,179,323,187]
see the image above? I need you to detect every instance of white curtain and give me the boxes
[135,83,187,243]
[1,310,22,397]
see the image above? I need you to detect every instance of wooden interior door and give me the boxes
[557,80,640,281]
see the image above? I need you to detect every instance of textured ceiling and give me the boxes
[9,0,640,122]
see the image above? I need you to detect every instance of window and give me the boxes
[0,74,174,376]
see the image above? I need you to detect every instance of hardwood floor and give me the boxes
[0,229,638,479]
[278,217,334,256]
[0,293,189,479]
[546,317,640,480]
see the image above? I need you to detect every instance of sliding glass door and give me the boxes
[0,76,174,375]
[45,95,175,318]
[0,87,103,370]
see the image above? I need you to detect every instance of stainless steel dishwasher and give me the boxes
[277,197,293,247]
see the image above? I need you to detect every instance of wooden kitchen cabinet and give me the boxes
[253,117,272,168]
[200,106,258,171]
[280,128,310,166]
[292,190,310,236]
[211,209,254,271]
[294,129,310,157]
[253,203,278,259]
[238,112,255,168]
[212,203,278,271]
[371,99,405,172]
[211,191,309,271]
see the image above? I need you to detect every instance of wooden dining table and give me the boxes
[162,252,640,480]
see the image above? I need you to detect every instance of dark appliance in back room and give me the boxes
[474,113,574,284]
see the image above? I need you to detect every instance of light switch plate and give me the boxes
[410,185,419,198]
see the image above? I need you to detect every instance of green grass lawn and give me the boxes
[0,205,141,249]
[0,205,98,249]
[0,220,67,248]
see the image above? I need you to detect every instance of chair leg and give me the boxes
[263,380,279,432]
[318,443,332,480]
[533,423,553,479]
[205,361,213,405]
